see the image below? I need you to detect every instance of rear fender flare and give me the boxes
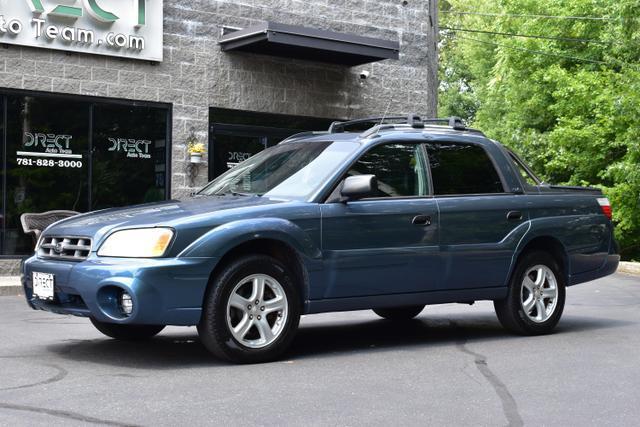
[507,219,571,286]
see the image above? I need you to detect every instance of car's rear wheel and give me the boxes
[197,255,301,363]
[494,251,566,335]
[90,318,165,341]
[373,305,424,320]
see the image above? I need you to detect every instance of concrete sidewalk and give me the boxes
[619,261,640,276]
[0,276,22,296]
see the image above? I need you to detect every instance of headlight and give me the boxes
[98,228,174,258]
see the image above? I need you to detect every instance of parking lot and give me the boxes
[1,273,639,426]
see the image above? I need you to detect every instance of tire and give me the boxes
[373,305,424,321]
[494,251,566,335]
[197,255,301,364]
[90,318,165,341]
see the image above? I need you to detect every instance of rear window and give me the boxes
[426,143,504,195]
[508,151,540,187]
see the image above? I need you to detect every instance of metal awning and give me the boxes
[219,22,400,66]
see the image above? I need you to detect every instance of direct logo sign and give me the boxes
[17,131,83,169]
[24,132,73,154]
[226,151,252,169]
[108,138,152,159]
[54,242,64,254]
[0,1,163,61]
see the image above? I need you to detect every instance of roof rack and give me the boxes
[279,131,330,144]
[327,114,479,134]
[423,117,467,131]
[280,115,482,144]
[328,114,425,133]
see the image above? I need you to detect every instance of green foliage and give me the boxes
[439,0,640,260]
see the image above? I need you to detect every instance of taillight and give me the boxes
[597,197,612,220]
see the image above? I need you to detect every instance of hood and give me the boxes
[44,195,287,247]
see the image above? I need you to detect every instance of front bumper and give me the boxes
[22,255,219,326]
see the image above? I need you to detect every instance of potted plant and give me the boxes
[187,134,206,164]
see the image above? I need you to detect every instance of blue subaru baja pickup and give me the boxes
[22,115,619,363]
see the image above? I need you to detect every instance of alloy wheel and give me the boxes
[520,264,558,323]
[226,274,288,349]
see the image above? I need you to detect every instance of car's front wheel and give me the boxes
[373,305,424,320]
[90,318,165,341]
[197,255,301,363]
[494,251,566,335]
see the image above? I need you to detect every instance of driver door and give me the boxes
[320,141,441,298]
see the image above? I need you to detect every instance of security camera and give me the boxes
[359,70,370,80]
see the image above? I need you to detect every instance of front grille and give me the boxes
[38,236,92,261]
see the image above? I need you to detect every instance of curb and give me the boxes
[618,261,640,277]
[0,276,23,297]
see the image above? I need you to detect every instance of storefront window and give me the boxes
[0,91,171,256]
[91,104,167,210]
[5,96,90,255]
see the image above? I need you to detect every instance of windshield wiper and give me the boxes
[200,190,260,197]
[213,191,256,197]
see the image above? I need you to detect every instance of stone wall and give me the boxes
[0,0,438,198]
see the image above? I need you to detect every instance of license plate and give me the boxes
[32,272,55,300]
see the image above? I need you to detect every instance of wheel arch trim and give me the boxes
[508,229,570,287]
[179,219,318,308]
[177,218,321,260]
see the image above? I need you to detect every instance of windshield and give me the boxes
[198,140,360,200]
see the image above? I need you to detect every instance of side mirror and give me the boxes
[340,175,377,202]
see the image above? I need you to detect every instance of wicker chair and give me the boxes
[20,210,80,247]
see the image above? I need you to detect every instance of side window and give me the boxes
[347,143,429,198]
[426,142,504,195]
[509,152,539,187]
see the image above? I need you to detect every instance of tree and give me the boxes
[439,0,640,260]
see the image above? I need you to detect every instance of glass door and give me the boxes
[209,108,336,180]
[209,124,297,179]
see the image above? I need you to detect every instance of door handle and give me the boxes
[412,215,431,226]
[507,210,523,221]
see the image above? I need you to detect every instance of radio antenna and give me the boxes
[375,97,394,137]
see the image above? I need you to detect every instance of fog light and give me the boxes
[120,292,133,316]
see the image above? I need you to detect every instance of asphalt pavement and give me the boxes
[1,273,639,426]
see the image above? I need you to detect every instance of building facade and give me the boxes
[0,0,438,260]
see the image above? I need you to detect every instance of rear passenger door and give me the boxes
[427,141,529,290]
